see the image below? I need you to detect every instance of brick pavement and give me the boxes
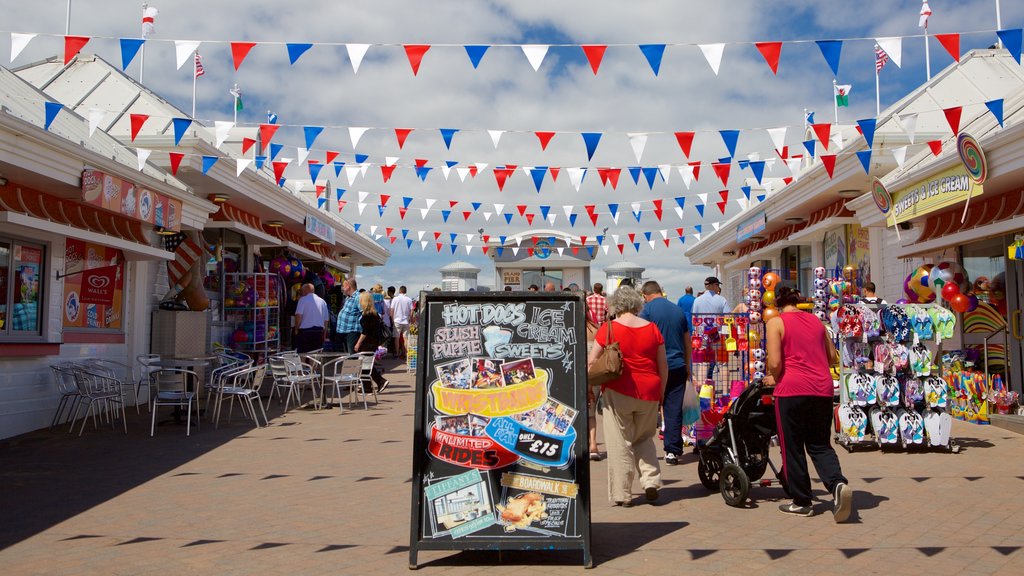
[1,357,1023,575]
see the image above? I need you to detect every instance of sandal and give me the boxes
[589,452,603,461]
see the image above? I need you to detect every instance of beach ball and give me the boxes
[752,348,766,361]
[763,307,779,322]
[934,261,967,289]
[749,310,762,323]
[748,266,762,280]
[287,258,304,282]
[753,360,766,373]
[906,265,935,303]
[814,278,828,290]
[232,328,250,344]
[941,282,961,301]
[950,293,971,314]
[814,266,827,279]
[829,282,845,298]
[269,256,289,276]
[762,290,776,307]
[966,294,980,312]
[814,310,828,322]
[762,272,780,291]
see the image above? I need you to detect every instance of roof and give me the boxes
[603,261,645,273]
[439,261,481,273]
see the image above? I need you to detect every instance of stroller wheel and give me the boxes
[720,463,750,507]
[697,453,722,491]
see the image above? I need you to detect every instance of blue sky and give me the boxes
[3,0,1022,297]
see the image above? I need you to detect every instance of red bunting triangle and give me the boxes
[381,165,397,183]
[398,207,407,219]
[462,211,471,220]
[517,205,528,216]
[325,150,339,164]
[338,200,348,211]
[783,177,793,185]
[719,190,729,202]
[587,210,599,226]
[129,114,149,141]
[482,247,489,255]
[689,161,702,181]
[935,33,961,63]
[241,137,256,154]
[380,194,391,206]
[386,227,394,237]
[494,167,510,191]
[654,210,663,221]
[546,167,559,182]
[943,106,963,136]
[755,42,783,74]
[927,140,942,156]
[389,237,397,244]
[712,162,731,186]
[414,158,429,168]
[535,131,556,150]
[531,236,539,245]
[272,161,288,183]
[617,244,625,254]
[404,45,431,75]
[580,236,588,245]
[525,213,535,225]
[527,248,535,257]
[230,42,257,70]
[168,152,184,175]
[434,232,442,240]
[259,124,279,152]
[674,132,695,158]
[598,168,610,187]
[468,165,478,177]
[821,154,837,178]
[505,164,518,171]
[581,45,607,74]
[663,239,671,247]
[628,233,636,243]
[64,35,90,64]
[778,146,789,159]
[315,185,326,197]
[436,243,443,252]
[572,247,580,256]
[717,201,728,214]
[448,200,458,207]
[812,123,831,150]
[395,128,412,149]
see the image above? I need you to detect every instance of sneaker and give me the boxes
[832,482,853,523]
[589,452,603,461]
[664,453,679,466]
[778,503,813,517]
[378,379,390,393]
[645,487,659,502]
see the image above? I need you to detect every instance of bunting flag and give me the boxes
[698,43,725,75]
[857,118,877,148]
[172,118,192,146]
[202,155,219,175]
[231,41,256,70]
[465,45,489,68]
[821,154,837,178]
[856,150,872,174]
[876,37,903,68]
[997,29,1023,64]
[64,35,90,64]
[943,106,963,136]
[404,44,430,75]
[581,45,607,74]
[812,123,831,150]
[347,43,370,73]
[258,123,280,152]
[582,132,602,161]
[440,128,458,150]
[927,140,942,156]
[303,126,324,149]
[755,41,782,74]
[10,33,37,63]
[719,130,739,157]
[536,131,556,150]
[287,42,313,64]
[639,44,666,75]
[395,128,413,149]
[43,101,62,131]
[120,38,145,70]
[986,98,1004,127]
[816,40,843,77]
[935,33,960,63]
[522,45,548,71]
[129,113,149,141]
[175,40,200,69]
[674,132,695,158]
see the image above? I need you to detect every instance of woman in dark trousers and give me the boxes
[764,286,853,522]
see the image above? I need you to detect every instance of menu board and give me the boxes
[409,292,591,568]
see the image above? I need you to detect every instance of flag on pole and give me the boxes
[229,86,243,111]
[805,111,815,126]
[142,5,158,38]
[267,111,278,124]
[834,84,852,107]
[919,1,932,28]
[875,45,890,73]
[194,51,205,78]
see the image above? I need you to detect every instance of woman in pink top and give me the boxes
[588,286,667,507]
[765,286,852,523]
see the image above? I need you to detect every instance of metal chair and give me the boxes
[94,359,144,414]
[149,368,200,437]
[213,363,269,428]
[322,355,365,413]
[136,354,162,410]
[358,352,381,406]
[68,367,128,436]
[281,357,321,411]
[204,355,252,418]
[49,364,81,430]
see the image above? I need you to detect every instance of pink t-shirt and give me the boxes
[774,311,833,397]
[595,321,664,402]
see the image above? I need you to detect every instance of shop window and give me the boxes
[62,240,124,331]
[0,238,47,339]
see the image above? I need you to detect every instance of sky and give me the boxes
[2,0,1022,298]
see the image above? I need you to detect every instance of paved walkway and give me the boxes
[2,358,1024,575]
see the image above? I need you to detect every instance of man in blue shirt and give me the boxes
[335,278,362,353]
[676,286,695,328]
[640,280,691,466]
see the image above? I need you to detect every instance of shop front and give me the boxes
[487,230,595,291]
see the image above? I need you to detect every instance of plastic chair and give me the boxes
[150,368,200,437]
[49,364,81,430]
[213,364,269,428]
[68,367,128,436]
[322,355,365,413]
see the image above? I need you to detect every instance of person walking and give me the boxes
[765,286,853,522]
[586,283,609,326]
[293,283,330,353]
[588,286,667,506]
[676,286,695,328]
[585,282,610,460]
[861,282,887,311]
[354,292,389,392]
[335,278,362,353]
[389,286,414,358]
[639,280,691,466]
[691,276,729,381]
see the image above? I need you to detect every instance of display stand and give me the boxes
[221,273,282,359]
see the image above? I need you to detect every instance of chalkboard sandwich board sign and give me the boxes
[409,292,591,568]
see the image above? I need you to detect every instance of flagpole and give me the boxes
[925,22,932,80]
[191,51,198,119]
[833,79,839,124]
[996,0,1003,47]
[139,3,147,84]
[875,46,881,117]
[232,83,239,124]
[65,0,72,34]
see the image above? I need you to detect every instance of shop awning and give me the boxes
[208,202,282,245]
[736,199,851,258]
[897,188,1024,258]
[0,183,172,260]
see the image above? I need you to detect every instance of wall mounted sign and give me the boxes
[891,165,984,224]
[304,214,336,244]
[736,210,767,243]
[81,169,182,232]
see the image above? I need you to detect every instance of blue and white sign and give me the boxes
[736,211,767,242]
[305,215,336,244]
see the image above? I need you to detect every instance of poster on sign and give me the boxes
[409,292,590,568]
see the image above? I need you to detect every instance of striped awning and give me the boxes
[0,182,149,244]
[916,188,1024,243]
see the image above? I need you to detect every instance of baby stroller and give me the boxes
[696,380,787,507]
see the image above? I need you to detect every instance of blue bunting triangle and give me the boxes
[608,204,619,220]
[43,101,62,130]
[499,235,507,246]
[309,163,324,182]
[202,156,219,175]
[335,188,346,200]
[539,205,550,220]
[587,246,595,257]
[674,196,686,210]
[333,161,345,177]
[695,204,705,217]
[756,194,766,203]
[633,243,641,252]
[569,213,578,227]
[694,224,702,234]
[856,150,872,175]
[803,139,816,158]
[644,232,652,241]
[255,156,266,170]
[719,130,740,157]
[749,161,765,184]
[400,229,409,240]
[406,239,413,249]
[741,186,752,200]
[303,126,324,149]
[997,29,1023,64]
[402,196,413,209]
[531,167,547,192]
[450,245,457,255]
[446,160,458,168]
[440,128,458,150]
[441,210,451,222]
[632,208,642,222]
[638,44,666,76]
[277,178,286,188]
[415,166,432,181]
[628,167,642,185]
[816,40,843,76]
[582,132,602,161]
[642,167,659,189]
[172,118,192,146]
[986,99,1004,127]
[355,153,369,163]
[471,202,481,211]
[496,247,504,257]
[450,233,458,243]
[464,45,489,69]
[378,205,386,217]
[269,143,283,161]
[354,223,361,232]
[678,236,686,245]
[596,235,604,245]
[119,38,145,71]
[738,159,750,170]
[287,43,313,64]
[317,197,326,209]
[857,118,877,149]
[504,213,513,224]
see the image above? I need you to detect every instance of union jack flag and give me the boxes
[875,45,890,73]
[194,52,205,79]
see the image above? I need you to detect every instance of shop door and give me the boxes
[1007,247,1024,396]
[961,237,1020,395]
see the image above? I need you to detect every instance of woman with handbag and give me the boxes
[354,292,390,392]
[587,286,668,506]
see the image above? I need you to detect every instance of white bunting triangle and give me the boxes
[831,131,844,151]
[214,121,233,148]
[421,240,428,250]
[344,165,361,185]
[698,43,725,75]
[417,231,426,241]
[611,234,620,245]
[359,162,369,177]
[384,156,399,167]
[893,146,908,168]
[521,166,533,178]
[659,229,669,240]
[349,127,370,149]
[697,193,708,204]
[493,203,504,214]
[511,247,520,256]
[679,166,694,189]
[374,234,383,241]
[786,158,802,180]
[897,113,918,144]
[488,130,504,149]
[136,148,151,171]
[236,158,252,176]
[357,191,370,202]
[875,36,903,68]
[712,222,721,232]
[557,247,565,256]
[425,198,437,209]
[548,214,557,226]
[482,212,492,221]
[659,164,672,184]
[346,44,370,73]
[674,207,684,219]
[767,127,787,154]
[628,133,648,162]
[602,245,610,255]
[456,167,470,182]
[174,41,201,70]
[474,162,489,172]
[419,208,429,219]
[441,165,453,180]
[87,108,104,137]
[465,233,475,243]
[522,45,549,71]
[369,225,378,236]
[10,33,37,63]
[297,147,310,166]
[357,203,366,215]
[648,240,656,250]
[693,233,702,242]
[568,167,586,192]
[514,236,523,247]
[563,205,574,218]
[465,245,474,255]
